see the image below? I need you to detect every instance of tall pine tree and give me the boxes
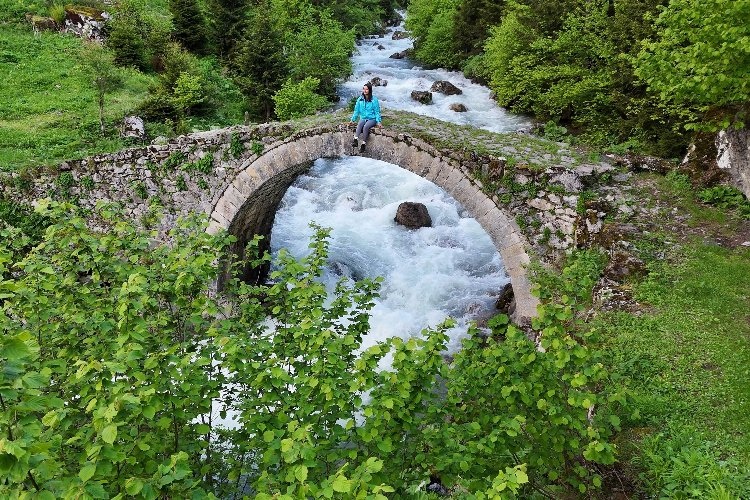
[207,0,248,59]
[453,0,506,58]
[230,2,288,121]
[169,0,209,54]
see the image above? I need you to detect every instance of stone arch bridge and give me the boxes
[11,111,570,321]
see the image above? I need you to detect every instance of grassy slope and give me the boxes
[588,172,750,495]
[0,23,155,172]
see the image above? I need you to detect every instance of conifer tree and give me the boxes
[169,0,209,54]
[453,0,506,58]
[207,0,248,59]
[230,2,288,121]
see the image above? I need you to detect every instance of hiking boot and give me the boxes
[359,142,366,153]
[351,137,358,148]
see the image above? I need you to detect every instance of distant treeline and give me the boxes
[406,0,750,157]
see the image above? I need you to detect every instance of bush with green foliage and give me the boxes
[284,10,354,99]
[698,185,750,219]
[0,201,624,497]
[405,0,461,69]
[138,43,224,121]
[635,0,750,131]
[272,77,329,120]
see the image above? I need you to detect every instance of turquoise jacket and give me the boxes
[351,95,381,123]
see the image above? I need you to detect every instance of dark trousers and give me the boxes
[355,119,377,143]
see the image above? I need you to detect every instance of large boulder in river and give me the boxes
[449,103,467,112]
[389,50,409,59]
[370,76,388,87]
[395,202,432,229]
[392,30,409,40]
[410,90,432,105]
[431,80,462,96]
[494,283,515,315]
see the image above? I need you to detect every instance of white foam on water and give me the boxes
[270,156,509,352]
[338,16,532,133]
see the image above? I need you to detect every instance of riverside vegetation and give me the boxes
[2,0,750,498]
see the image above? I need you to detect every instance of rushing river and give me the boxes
[269,16,531,349]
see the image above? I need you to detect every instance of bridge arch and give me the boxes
[208,129,538,321]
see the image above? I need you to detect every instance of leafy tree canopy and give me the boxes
[0,201,625,498]
[635,0,750,129]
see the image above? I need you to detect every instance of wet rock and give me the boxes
[449,103,467,112]
[430,80,462,96]
[121,116,146,141]
[394,202,432,229]
[392,30,409,40]
[389,50,409,59]
[494,283,515,315]
[370,76,388,87]
[410,90,432,105]
[376,44,385,50]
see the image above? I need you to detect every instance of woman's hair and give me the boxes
[363,81,373,102]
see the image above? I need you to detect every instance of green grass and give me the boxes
[0,23,156,172]
[596,243,750,455]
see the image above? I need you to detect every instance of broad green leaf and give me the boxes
[125,477,144,495]
[79,463,96,482]
[294,465,308,482]
[101,425,117,444]
[332,475,351,493]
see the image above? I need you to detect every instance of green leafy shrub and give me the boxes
[283,10,354,100]
[229,132,244,158]
[48,4,65,25]
[0,199,50,246]
[272,77,329,120]
[80,175,95,191]
[163,151,186,170]
[0,202,624,498]
[182,154,213,174]
[698,185,750,219]
[543,120,568,142]
[406,0,461,69]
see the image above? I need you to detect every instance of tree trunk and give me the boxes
[98,93,106,137]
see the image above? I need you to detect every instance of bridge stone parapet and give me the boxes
[5,111,606,322]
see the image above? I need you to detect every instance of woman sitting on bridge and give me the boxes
[350,82,382,153]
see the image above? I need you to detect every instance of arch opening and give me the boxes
[210,131,537,320]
